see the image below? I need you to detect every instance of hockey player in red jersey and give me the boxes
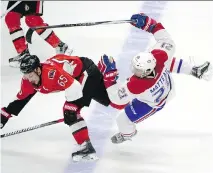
[5,1,73,67]
[0,54,120,162]
[97,13,213,144]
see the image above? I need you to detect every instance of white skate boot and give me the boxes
[191,61,213,81]
[55,41,73,55]
[111,130,137,144]
[9,49,30,68]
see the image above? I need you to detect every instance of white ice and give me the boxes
[1,1,213,173]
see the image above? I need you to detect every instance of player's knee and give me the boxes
[63,110,78,126]
[116,109,132,124]
[5,12,21,29]
[25,15,45,27]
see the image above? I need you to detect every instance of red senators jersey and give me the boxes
[17,55,84,102]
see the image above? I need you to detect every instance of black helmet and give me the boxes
[20,55,41,74]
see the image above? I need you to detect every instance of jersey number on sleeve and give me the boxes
[118,87,128,99]
[161,42,173,51]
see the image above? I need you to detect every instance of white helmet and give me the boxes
[131,52,156,78]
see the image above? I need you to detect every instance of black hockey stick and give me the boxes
[26,19,134,44]
[1,118,64,138]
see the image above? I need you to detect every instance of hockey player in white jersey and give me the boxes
[97,13,212,144]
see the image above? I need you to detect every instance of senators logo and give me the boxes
[48,70,56,79]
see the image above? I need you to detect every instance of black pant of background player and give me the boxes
[7,1,44,16]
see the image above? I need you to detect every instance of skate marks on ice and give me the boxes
[94,129,213,173]
[64,1,167,173]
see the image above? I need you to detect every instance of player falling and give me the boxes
[97,13,213,144]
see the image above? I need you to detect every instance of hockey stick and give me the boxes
[1,118,64,138]
[1,1,22,19]
[26,19,134,44]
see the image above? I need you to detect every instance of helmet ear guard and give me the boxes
[131,52,156,78]
[20,55,41,74]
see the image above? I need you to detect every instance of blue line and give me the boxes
[65,1,167,173]
[177,59,183,73]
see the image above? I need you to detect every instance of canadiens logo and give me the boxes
[48,70,56,79]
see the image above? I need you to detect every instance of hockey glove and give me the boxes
[1,107,12,129]
[130,13,157,33]
[98,54,119,88]
[63,102,80,126]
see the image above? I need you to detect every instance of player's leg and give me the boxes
[63,60,102,162]
[170,58,212,80]
[5,10,30,67]
[111,98,164,144]
[62,99,98,162]
[92,73,112,107]
[25,15,73,55]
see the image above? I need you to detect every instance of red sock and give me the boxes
[71,117,90,145]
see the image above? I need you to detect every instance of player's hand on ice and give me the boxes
[1,107,12,129]
[97,54,119,88]
[130,13,157,32]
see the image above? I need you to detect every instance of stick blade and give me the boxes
[26,28,35,44]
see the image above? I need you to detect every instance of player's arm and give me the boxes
[1,78,37,129]
[50,54,83,78]
[107,75,150,109]
[106,80,134,109]
[131,13,176,68]
[97,55,141,109]
[55,68,83,102]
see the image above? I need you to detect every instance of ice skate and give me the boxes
[191,61,213,81]
[111,130,137,144]
[9,49,30,68]
[72,140,98,162]
[55,41,73,55]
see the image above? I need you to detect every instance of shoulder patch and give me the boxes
[48,70,56,79]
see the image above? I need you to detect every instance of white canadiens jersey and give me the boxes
[107,23,176,108]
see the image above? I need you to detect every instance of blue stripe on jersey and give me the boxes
[125,98,165,122]
[177,59,183,73]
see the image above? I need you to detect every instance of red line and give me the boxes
[135,108,156,123]
[170,58,176,72]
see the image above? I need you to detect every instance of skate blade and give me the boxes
[203,63,213,81]
[64,49,73,56]
[72,153,99,162]
[9,61,21,68]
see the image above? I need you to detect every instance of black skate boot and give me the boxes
[111,130,137,144]
[9,49,30,68]
[72,140,98,162]
[191,61,212,81]
[55,41,73,55]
